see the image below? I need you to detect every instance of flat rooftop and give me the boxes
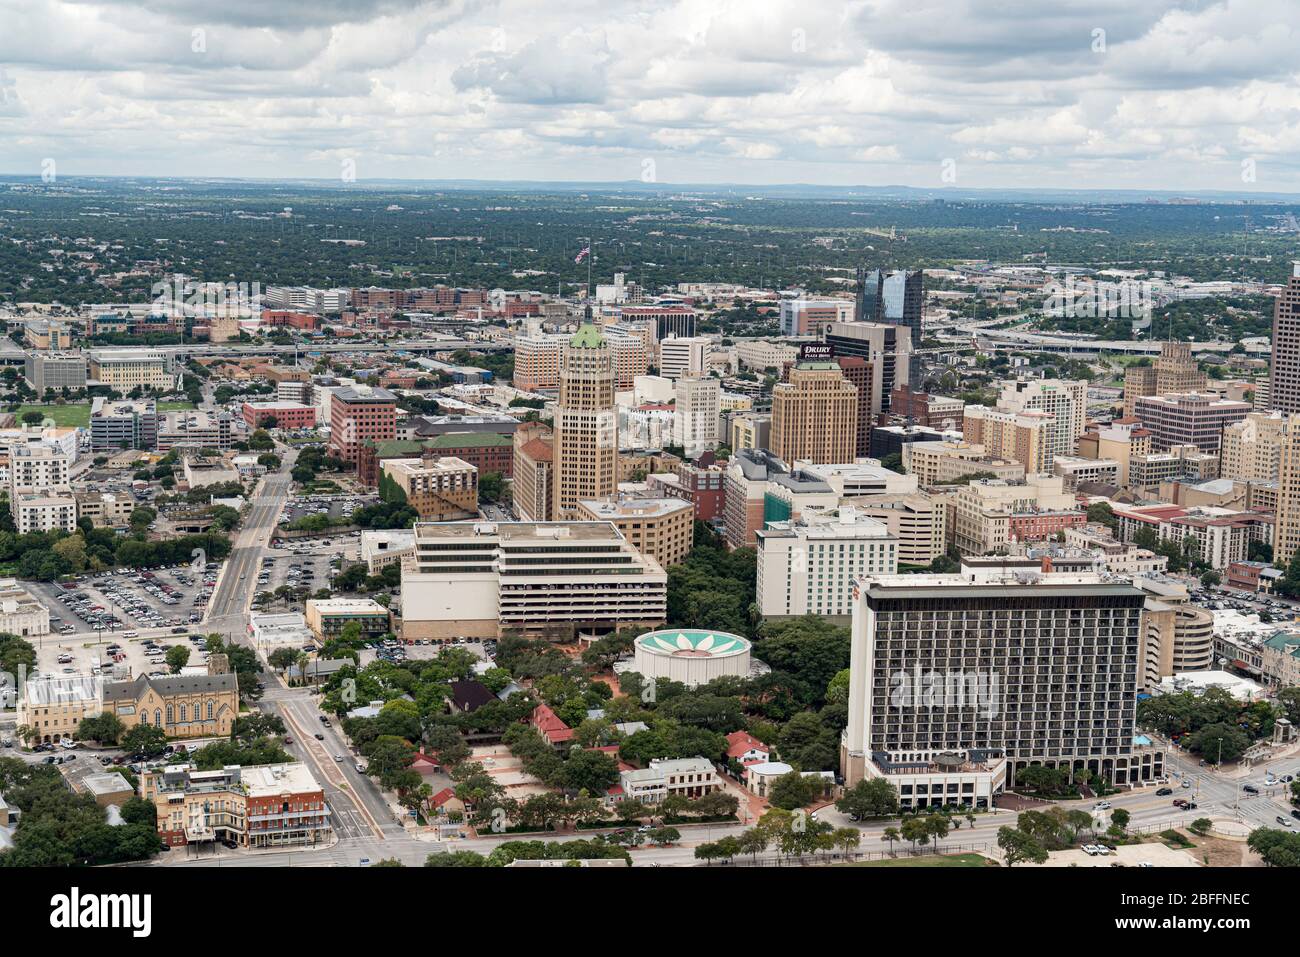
[414,520,624,542]
[578,497,692,520]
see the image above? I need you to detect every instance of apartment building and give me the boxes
[379,454,478,520]
[1114,503,1274,569]
[576,496,694,569]
[996,378,1087,462]
[9,441,74,533]
[770,363,858,465]
[756,507,897,619]
[949,475,1080,555]
[141,762,331,849]
[729,412,771,452]
[840,572,1153,797]
[1127,445,1220,490]
[962,406,1054,474]
[1132,392,1250,453]
[74,490,135,528]
[902,440,1025,487]
[400,520,666,640]
[90,397,158,451]
[1270,262,1300,414]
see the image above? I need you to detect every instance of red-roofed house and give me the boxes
[531,703,575,747]
[726,730,771,766]
[429,787,466,818]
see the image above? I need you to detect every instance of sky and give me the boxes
[0,0,1297,191]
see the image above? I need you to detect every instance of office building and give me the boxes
[729,412,771,453]
[770,363,858,465]
[88,349,173,390]
[1123,341,1207,416]
[949,475,1081,555]
[840,572,1152,798]
[23,319,72,351]
[673,376,720,457]
[304,598,391,641]
[855,267,924,332]
[834,356,874,458]
[822,321,912,414]
[24,352,87,393]
[902,440,1025,487]
[576,496,694,569]
[401,520,666,640]
[850,493,949,567]
[1077,419,1153,486]
[1270,262,1300,414]
[242,401,317,431]
[620,305,697,341]
[1131,392,1250,454]
[156,409,235,452]
[328,385,397,469]
[657,336,710,380]
[778,299,854,337]
[90,397,158,451]
[756,506,897,619]
[890,384,966,431]
[553,324,618,519]
[74,490,136,528]
[1275,414,1300,566]
[512,421,555,522]
[869,424,947,461]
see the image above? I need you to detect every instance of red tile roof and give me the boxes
[531,703,574,744]
[726,730,770,760]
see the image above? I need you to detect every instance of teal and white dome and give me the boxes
[632,628,752,687]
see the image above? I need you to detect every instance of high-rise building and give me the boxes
[1270,262,1300,414]
[835,356,874,458]
[1273,414,1300,566]
[1131,392,1250,453]
[778,299,854,337]
[822,321,911,414]
[997,378,1087,463]
[1123,341,1207,416]
[961,406,1054,475]
[379,454,479,520]
[673,376,720,458]
[854,267,923,332]
[24,352,87,393]
[770,362,858,465]
[512,422,554,522]
[840,571,1153,800]
[1221,411,1286,484]
[553,323,618,519]
[328,385,397,469]
[657,336,710,380]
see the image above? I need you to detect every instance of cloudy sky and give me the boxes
[0,0,1296,191]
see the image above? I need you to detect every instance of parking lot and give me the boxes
[33,627,222,683]
[29,562,221,642]
[280,493,378,526]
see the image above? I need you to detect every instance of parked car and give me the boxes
[1155,787,1173,796]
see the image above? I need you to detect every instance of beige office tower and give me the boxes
[770,362,858,465]
[1274,414,1300,566]
[553,323,618,519]
[1220,411,1285,484]
[997,378,1087,463]
[1123,341,1206,417]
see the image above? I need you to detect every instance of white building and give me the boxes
[631,628,753,688]
[673,376,721,457]
[755,506,898,618]
[360,529,417,572]
[401,520,667,640]
[616,757,722,805]
[248,612,314,652]
[657,336,710,380]
[0,579,50,637]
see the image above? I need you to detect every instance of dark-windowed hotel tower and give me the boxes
[842,572,1160,801]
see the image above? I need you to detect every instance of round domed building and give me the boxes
[631,628,752,688]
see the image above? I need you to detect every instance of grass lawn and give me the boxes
[158,400,195,412]
[845,853,989,868]
[14,403,91,428]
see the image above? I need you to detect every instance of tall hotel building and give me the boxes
[770,362,858,465]
[328,385,397,469]
[822,321,911,415]
[841,571,1157,808]
[1270,262,1300,414]
[553,324,618,519]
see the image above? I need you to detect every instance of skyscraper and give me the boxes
[770,362,858,465]
[553,323,618,519]
[854,267,923,332]
[822,321,911,414]
[1271,262,1300,414]
[841,571,1152,804]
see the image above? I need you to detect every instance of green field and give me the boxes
[158,400,196,412]
[844,853,988,868]
[14,404,91,427]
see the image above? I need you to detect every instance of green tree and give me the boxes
[165,645,191,674]
[998,826,1049,867]
[835,777,899,821]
